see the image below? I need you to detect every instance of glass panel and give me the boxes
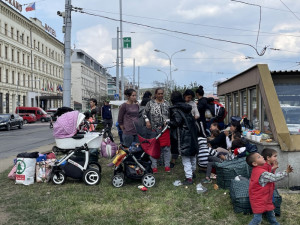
[275,83,300,134]
[227,95,232,119]
[241,91,247,117]
[233,93,239,116]
[261,102,272,135]
[249,88,258,129]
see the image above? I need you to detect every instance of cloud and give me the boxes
[125,41,169,67]
[193,51,207,64]
[175,0,243,20]
[76,25,115,65]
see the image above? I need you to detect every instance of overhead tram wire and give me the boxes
[78,7,300,38]
[279,0,300,22]
[73,8,268,56]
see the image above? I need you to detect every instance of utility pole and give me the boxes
[119,0,124,100]
[63,0,72,107]
[137,66,140,100]
[133,58,135,89]
[116,27,120,100]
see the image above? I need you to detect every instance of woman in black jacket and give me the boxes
[169,91,199,185]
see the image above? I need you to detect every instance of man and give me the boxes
[102,100,113,135]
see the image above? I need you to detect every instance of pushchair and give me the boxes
[51,111,103,185]
[111,123,168,188]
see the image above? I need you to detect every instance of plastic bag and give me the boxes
[15,158,36,185]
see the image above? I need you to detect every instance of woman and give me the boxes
[142,88,171,173]
[225,120,242,149]
[170,89,199,168]
[117,89,139,147]
[195,85,208,137]
[169,91,198,185]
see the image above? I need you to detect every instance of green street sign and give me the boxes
[123,37,131,49]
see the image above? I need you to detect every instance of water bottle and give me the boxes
[196,183,207,194]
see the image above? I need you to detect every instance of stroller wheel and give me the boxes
[88,163,102,173]
[52,171,66,185]
[112,173,125,188]
[142,174,155,188]
[83,168,101,185]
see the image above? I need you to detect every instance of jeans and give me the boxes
[122,134,139,147]
[181,156,197,179]
[249,211,279,225]
[150,146,171,168]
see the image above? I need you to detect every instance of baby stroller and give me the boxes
[51,111,103,185]
[112,144,155,188]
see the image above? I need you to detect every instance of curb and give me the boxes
[0,143,55,173]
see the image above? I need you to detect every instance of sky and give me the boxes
[7,0,300,93]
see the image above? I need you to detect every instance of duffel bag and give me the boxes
[215,157,251,189]
[230,178,252,214]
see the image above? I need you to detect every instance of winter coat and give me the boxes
[249,166,275,214]
[169,102,199,157]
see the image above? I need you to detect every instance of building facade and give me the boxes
[71,49,108,111]
[217,64,300,187]
[0,1,64,113]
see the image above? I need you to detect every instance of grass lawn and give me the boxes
[0,154,300,225]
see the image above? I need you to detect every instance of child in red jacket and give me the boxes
[246,152,293,225]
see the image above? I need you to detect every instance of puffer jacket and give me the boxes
[169,102,199,156]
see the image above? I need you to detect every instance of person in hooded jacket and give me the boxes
[169,91,199,185]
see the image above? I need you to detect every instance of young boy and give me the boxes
[261,148,279,173]
[246,152,293,225]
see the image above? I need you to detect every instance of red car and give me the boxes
[19,113,37,124]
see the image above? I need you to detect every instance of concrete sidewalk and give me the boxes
[0,143,55,173]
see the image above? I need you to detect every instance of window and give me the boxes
[11,49,14,62]
[28,75,30,87]
[5,46,8,59]
[227,95,232,120]
[33,40,36,49]
[17,51,20,63]
[275,83,300,134]
[11,27,14,39]
[35,77,37,88]
[42,44,44,53]
[27,36,29,46]
[6,93,9,113]
[27,55,30,67]
[23,74,25,86]
[12,71,15,84]
[23,96,25,106]
[34,58,36,69]
[18,73,20,85]
[38,60,41,70]
[38,42,40,51]
[233,92,239,116]
[249,88,258,128]
[22,54,25,65]
[21,33,24,44]
[6,69,9,83]
[17,30,19,41]
[46,47,48,56]
[5,24,8,36]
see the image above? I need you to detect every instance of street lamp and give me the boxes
[157,69,169,94]
[154,49,186,91]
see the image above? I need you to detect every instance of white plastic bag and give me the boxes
[15,158,36,185]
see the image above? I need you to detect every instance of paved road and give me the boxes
[0,122,55,159]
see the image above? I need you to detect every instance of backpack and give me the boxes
[101,137,118,158]
[214,101,227,122]
[237,138,258,158]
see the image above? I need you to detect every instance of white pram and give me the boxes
[51,111,103,185]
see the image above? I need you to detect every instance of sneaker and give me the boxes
[192,172,196,179]
[202,179,212,184]
[152,168,158,173]
[182,178,193,185]
[165,167,171,172]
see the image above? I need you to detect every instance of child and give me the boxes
[246,152,293,225]
[261,148,278,173]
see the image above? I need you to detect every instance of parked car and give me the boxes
[19,113,37,124]
[46,108,58,122]
[0,114,24,131]
[15,107,51,122]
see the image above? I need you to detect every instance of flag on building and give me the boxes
[25,2,36,12]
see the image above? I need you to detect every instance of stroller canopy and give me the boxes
[53,111,83,139]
